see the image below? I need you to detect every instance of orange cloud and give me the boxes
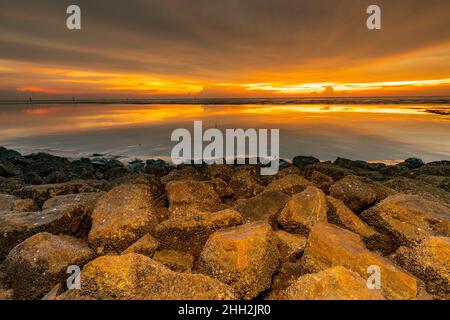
[16,86,65,94]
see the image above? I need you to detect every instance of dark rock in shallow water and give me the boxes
[0,147,22,161]
[274,159,291,170]
[91,158,125,173]
[128,159,145,173]
[398,158,425,170]
[145,159,171,176]
[22,153,71,178]
[292,156,320,170]
[69,158,96,180]
[333,157,385,171]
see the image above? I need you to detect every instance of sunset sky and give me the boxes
[1,0,450,99]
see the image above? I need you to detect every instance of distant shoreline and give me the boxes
[1,96,450,106]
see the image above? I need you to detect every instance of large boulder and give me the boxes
[263,175,313,196]
[0,193,100,260]
[383,177,450,208]
[329,175,393,212]
[88,184,158,254]
[3,232,94,300]
[197,222,280,299]
[269,260,304,296]
[229,169,264,199]
[14,180,100,208]
[361,195,450,248]
[277,266,385,300]
[166,179,223,218]
[301,223,421,300]
[277,186,328,236]
[326,196,393,254]
[153,249,194,273]
[393,236,450,299]
[154,209,242,257]
[61,254,236,300]
[122,234,159,257]
[232,191,290,223]
[274,230,307,262]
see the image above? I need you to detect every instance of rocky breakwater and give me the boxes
[0,147,449,300]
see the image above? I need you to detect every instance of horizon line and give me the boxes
[1,95,450,106]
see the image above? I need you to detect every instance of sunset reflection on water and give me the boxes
[0,103,449,162]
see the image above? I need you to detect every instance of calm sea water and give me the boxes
[1,103,449,163]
